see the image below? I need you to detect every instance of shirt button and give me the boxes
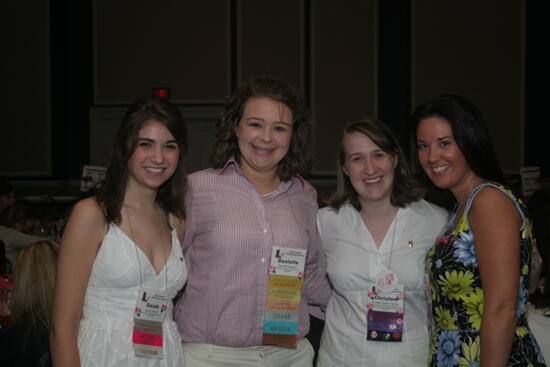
[261,258,266,263]
[263,228,268,233]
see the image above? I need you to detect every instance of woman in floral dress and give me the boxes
[411,94,545,366]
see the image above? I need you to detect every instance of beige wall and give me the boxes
[312,1,377,173]
[93,0,378,174]
[412,1,524,173]
[1,1,51,175]
[94,0,230,104]
[1,1,527,177]
[238,0,304,89]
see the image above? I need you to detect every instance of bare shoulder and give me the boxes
[71,197,104,218]
[470,186,519,218]
[64,197,108,243]
[469,186,521,233]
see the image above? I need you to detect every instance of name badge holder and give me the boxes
[125,206,169,359]
[365,212,406,342]
[262,246,307,348]
[366,270,404,342]
[133,289,168,358]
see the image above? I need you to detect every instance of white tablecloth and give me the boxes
[528,303,550,362]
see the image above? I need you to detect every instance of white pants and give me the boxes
[181,339,314,367]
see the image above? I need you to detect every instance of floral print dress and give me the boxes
[427,183,546,366]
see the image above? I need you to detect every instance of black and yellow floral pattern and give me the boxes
[427,183,545,366]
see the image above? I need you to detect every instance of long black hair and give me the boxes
[410,94,506,207]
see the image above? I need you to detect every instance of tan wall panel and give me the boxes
[0,1,51,175]
[238,0,303,91]
[95,0,229,104]
[412,0,524,173]
[312,1,377,173]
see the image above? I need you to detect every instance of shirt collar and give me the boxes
[342,198,430,217]
[218,157,238,175]
[217,157,305,189]
[405,199,431,217]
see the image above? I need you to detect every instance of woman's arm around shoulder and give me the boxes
[469,187,521,366]
[50,197,108,367]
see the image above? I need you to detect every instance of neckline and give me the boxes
[112,224,175,277]
[354,206,402,253]
[259,185,281,199]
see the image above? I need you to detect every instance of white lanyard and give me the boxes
[125,205,170,359]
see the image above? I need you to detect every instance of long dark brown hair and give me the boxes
[209,76,312,181]
[96,98,188,224]
[410,94,506,208]
[328,119,424,211]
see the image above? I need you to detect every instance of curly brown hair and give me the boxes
[209,76,312,181]
[328,119,424,211]
[96,98,188,224]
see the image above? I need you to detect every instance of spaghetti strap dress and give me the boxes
[77,224,187,367]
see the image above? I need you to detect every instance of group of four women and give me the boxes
[49,76,545,366]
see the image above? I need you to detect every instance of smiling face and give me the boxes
[342,132,397,207]
[127,120,180,192]
[235,97,293,179]
[416,116,476,195]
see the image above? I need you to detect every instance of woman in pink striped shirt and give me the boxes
[175,76,331,367]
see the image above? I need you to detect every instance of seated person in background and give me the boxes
[0,181,15,226]
[528,190,550,362]
[0,182,41,264]
[9,202,40,234]
[0,240,59,366]
[529,190,550,296]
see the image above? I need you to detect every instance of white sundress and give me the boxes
[77,224,187,367]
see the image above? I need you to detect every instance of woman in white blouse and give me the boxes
[316,119,447,366]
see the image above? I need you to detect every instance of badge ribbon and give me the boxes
[262,247,306,348]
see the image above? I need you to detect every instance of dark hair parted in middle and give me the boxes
[209,76,312,181]
[96,97,188,224]
[328,119,424,211]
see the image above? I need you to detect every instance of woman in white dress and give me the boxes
[316,119,448,366]
[50,98,188,367]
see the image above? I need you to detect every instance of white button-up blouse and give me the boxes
[316,200,448,367]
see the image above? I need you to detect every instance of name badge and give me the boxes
[366,271,404,342]
[263,246,307,348]
[132,288,168,358]
[268,247,307,278]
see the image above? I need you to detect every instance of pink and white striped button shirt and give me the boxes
[174,160,331,347]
